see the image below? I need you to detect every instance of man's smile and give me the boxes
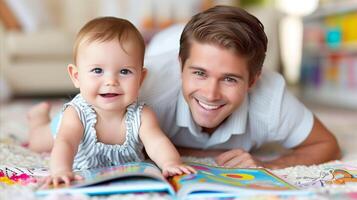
[194,97,225,111]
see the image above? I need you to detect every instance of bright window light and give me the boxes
[276,0,319,16]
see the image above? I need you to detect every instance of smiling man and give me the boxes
[140,5,341,169]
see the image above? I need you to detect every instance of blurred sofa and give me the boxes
[0,0,100,96]
[1,28,76,95]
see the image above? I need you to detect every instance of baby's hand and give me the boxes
[162,163,197,177]
[41,171,83,188]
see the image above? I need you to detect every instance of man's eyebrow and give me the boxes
[188,65,244,79]
[187,65,206,72]
[223,73,244,80]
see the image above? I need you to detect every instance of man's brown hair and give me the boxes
[179,5,268,81]
[73,16,145,66]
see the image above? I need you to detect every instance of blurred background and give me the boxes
[0,0,356,157]
[1,0,356,107]
[0,1,356,103]
[0,0,356,103]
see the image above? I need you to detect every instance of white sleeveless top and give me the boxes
[62,94,145,170]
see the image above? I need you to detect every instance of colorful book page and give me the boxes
[172,163,296,192]
[0,166,48,186]
[73,162,163,187]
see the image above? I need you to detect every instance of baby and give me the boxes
[27,16,195,186]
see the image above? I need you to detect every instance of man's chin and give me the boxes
[194,119,219,132]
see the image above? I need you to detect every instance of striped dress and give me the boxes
[62,94,145,170]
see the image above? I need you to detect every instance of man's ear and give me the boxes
[248,70,261,90]
[179,57,186,82]
[179,57,184,72]
[139,67,147,86]
[68,64,80,88]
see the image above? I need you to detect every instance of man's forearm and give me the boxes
[263,139,341,169]
[263,116,341,169]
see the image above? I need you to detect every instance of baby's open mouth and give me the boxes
[100,93,119,98]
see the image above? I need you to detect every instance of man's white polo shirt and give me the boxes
[140,24,313,151]
[140,51,313,151]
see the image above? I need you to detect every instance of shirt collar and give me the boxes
[176,90,248,139]
[176,91,202,136]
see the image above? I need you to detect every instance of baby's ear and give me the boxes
[140,67,148,86]
[68,64,80,88]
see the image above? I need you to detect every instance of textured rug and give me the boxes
[1,99,357,200]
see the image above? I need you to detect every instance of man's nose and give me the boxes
[204,79,221,100]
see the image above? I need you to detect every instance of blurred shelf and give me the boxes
[304,1,357,20]
[300,2,357,109]
[303,42,357,56]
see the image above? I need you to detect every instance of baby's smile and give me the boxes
[99,93,119,98]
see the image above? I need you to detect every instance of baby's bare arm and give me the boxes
[48,107,84,186]
[139,106,195,176]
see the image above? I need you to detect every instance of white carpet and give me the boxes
[1,99,357,200]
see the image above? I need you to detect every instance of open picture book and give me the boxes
[36,162,311,199]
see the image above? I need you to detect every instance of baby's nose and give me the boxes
[105,75,119,86]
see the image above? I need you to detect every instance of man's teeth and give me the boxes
[198,101,220,110]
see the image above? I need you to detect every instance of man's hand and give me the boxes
[215,149,263,168]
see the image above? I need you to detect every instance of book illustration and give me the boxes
[171,162,297,198]
[327,169,357,185]
[278,163,357,188]
[322,163,357,185]
[0,166,48,186]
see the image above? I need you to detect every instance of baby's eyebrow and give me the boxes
[88,64,103,67]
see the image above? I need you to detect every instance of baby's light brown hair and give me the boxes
[73,16,145,66]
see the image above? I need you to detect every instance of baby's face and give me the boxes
[73,39,146,112]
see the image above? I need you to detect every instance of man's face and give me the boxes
[181,41,253,134]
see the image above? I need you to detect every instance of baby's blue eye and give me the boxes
[120,69,132,75]
[91,68,103,74]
